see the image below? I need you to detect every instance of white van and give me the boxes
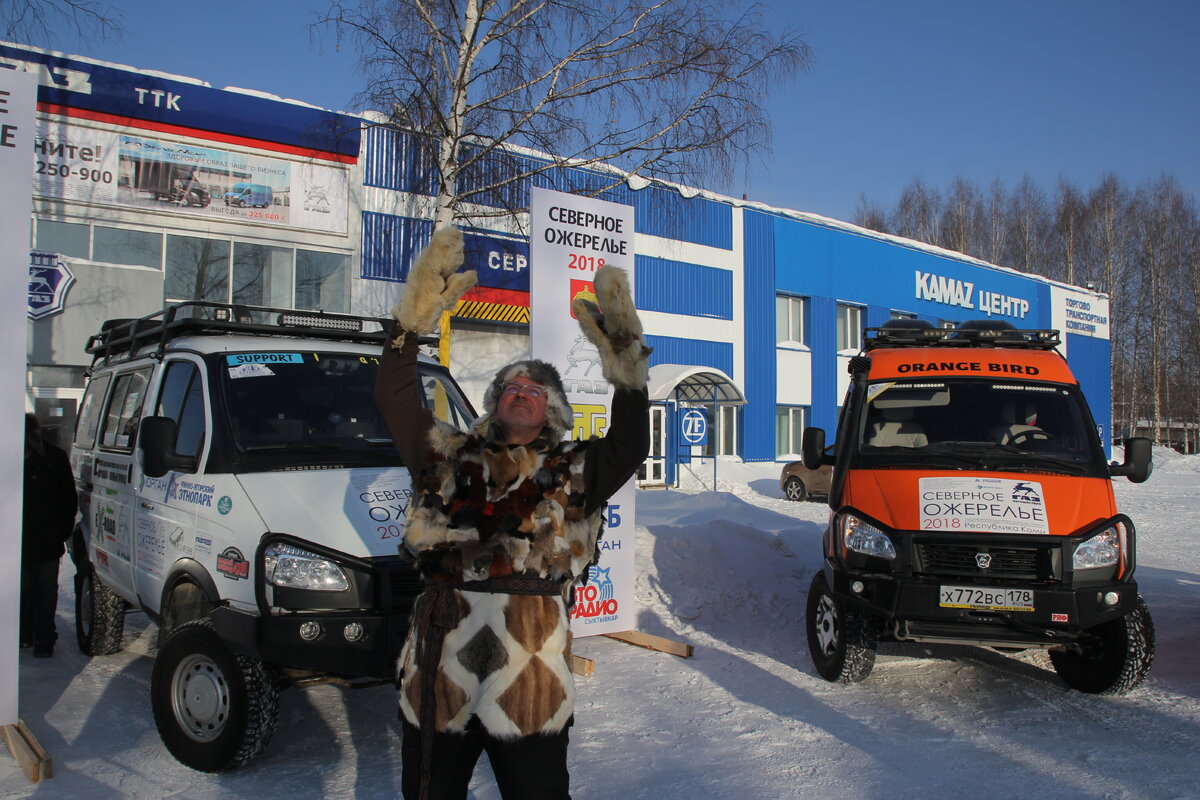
[70,301,475,772]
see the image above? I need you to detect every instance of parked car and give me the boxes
[780,459,832,502]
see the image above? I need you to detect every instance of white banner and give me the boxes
[529,186,637,637]
[919,476,1049,535]
[33,120,349,234]
[1,68,38,726]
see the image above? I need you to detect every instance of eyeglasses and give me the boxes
[500,382,547,400]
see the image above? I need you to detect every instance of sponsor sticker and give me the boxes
[217,496,233,515]
[919,476,1049,535]
[571,566,620,624]
[228,363,276,379]
[1051,612,1070,623]
[216,546,250,580]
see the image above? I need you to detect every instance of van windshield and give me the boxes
[217,351,474,471]
[855,378,1107,476]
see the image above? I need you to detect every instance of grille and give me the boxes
[916,543,1049,580]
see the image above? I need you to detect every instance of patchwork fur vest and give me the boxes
[397,420,605,737]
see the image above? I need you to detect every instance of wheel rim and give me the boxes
[171,654,231,743]
[814,593,840,656]
[786,479,805,501]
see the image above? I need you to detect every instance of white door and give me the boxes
[638,405,666,485]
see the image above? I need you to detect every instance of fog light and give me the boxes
[851,580,865,594]
[1103,591,1120,607]
[299,620,323,641]
[344,622,364,642]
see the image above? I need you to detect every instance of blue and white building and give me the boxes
[8,41,1111,479]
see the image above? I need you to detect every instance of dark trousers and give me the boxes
[20,558,61,647]
[401,718,571,800]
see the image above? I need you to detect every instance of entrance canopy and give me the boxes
[647,363,746,405]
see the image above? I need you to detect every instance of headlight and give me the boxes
[839,513,897,559]
[1073,524,1125,570]
[263,543,351,591]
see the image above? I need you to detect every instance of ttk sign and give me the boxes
[28,250,74,319]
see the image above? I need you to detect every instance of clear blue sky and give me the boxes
[22,0,1200,223]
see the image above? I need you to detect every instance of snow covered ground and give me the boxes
[5,452,1200,799]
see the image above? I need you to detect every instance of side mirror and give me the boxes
[139,416,196,478]
[802,427,829,470]
[1110,436,1152,484]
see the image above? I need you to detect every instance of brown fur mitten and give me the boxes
[389,227,477,346]
[571,265,651,390]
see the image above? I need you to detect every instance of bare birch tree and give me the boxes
[319,0,808,226]
[1,0,120,42]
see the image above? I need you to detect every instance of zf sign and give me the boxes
[679,408,708,447]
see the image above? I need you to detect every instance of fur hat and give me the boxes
[473,359,574,443]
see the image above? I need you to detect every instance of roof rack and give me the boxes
[863,319,1061,352]
[86,301,406,365]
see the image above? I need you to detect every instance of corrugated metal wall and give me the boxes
[646,334,733,376]
[635,256,732,319]
[742,209,776,461]
[360,211,433,281]
[807,297,839,435]
[362,127,733,249]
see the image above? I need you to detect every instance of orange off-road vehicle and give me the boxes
[802,320,1154,694]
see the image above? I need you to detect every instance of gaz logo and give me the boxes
[28,251,75,320]
[680,409,708,446]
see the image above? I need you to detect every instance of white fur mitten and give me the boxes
[571,265,651,390]
[389,227,477,346]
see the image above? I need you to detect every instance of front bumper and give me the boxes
[828,565,1137,647]
[214,548,422,679]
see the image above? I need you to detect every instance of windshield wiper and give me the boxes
[242,441,343,452]
[921,442,1090,475]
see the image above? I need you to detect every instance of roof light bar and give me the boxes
[278,312,362,332]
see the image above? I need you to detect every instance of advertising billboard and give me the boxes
[33,120,349,234]
[530,186,637,638]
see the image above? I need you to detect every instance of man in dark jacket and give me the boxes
[22,413,78,658]
[375,227,650,800]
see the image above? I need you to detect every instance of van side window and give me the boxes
[155,361,207,459]
[74,372,112,449]
[99,369,152,451]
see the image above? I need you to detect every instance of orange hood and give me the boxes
[843,469,1116,536]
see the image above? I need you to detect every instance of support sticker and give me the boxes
[226,353,303,365]
[919,476,1049,535]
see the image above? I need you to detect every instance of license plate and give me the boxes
[939,585,1035,612]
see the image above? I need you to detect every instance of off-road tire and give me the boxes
[1049,595,1155,695]
[807,572,878,683]
[76,570,127,656]
[784,476,808,502]
[151,618,279,772]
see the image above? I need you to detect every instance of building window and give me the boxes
[296,249,348,311]
[701,405,738,457]
[166,235,230,302]
[776,295,808,346]
[890,311,916,320]
[35,219,90,258]
[233,243,293,307]
[837,303,863,351]
[775,405,808,457]
[94,226,163,269]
